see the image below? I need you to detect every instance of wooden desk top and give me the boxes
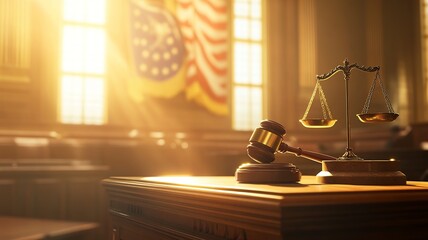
[105,175,428,206]
[0,216,98,240]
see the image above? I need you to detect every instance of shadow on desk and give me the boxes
[0,216,98,240]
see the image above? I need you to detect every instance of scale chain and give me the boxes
[301,80,319,120]
[361,70,395,114]
[377,72,395,113]
[319,88,327,119]
[301,80,334,120]
[361,73,377,114]
[318,82,334,119]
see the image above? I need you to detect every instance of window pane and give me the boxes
[83,77,104,124]
[234,42,250,84]
[250,0,261,18]
[233,86,251,130]
[62,26,85,73]
[250,20,261,40]
[62,26,105,74]
[233,86,262,130]
[250,43,262,84]
[60,75,83,124]
[84,28,105,74]
[234,18,250,39]
[63,0,85,23]
[60,76,105,124]
[64,0,105,24]
[234,42,262,85]
[86,0,106,24]
[250,87,262,123]
[234,0,249,17]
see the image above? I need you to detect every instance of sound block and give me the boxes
[235,163,301,183]
[316,160,406,185]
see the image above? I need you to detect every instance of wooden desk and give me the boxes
[0,216,98,240]
[103,176,428,240]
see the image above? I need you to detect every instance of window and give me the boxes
[59,0,106,124]
[232,0,264,130]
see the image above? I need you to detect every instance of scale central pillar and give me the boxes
[338,148,362,160]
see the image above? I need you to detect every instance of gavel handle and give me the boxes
[279,143,336,163]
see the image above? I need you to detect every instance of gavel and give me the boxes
[247,119,336,163]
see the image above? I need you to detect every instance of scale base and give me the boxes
[235,163,301,183]
[316,160,406,185]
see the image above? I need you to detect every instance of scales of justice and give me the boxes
[236,59,406,185]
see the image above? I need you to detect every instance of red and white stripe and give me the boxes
[176,0,228,104]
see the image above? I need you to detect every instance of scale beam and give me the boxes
[316,61,379,81]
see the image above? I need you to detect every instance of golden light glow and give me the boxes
[14,137,49,147]
[145,176,197,185]
[128,129,139,138]
[316,171,333,177]
[150,132,165,138]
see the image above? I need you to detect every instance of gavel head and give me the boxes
[247,119,286,163]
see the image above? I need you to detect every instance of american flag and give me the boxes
[129,0,186,98]
[176,0,228,115]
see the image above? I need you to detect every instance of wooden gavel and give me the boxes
[247,119,336,163]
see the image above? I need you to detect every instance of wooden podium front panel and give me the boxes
[103,176,428,240]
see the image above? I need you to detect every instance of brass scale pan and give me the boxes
[300,113,398,128]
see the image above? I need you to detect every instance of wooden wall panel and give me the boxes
[0,179,19,215]
[26,178,66,219]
